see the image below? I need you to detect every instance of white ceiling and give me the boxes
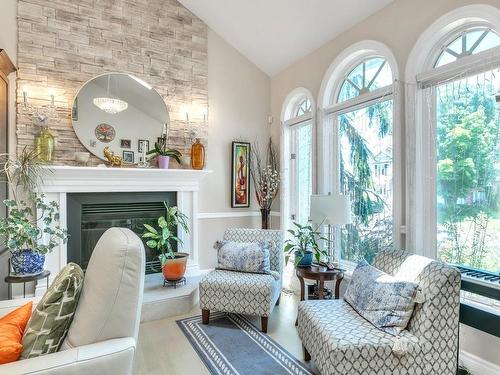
[178,0,393,76]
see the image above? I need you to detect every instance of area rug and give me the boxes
[177,312,315,375]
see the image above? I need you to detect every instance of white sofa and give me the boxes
[0,227,145,375]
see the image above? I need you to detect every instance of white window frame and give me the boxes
[280,88,317,233]
[317,40,402,266]
[405,4,500,259]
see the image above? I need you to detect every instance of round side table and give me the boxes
[295,264,344,326]
[5,270,50,299]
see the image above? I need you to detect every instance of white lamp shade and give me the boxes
[309,194,352,225]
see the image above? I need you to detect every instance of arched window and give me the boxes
[338,57,393,102]
[319,41,398,264]
[281,89,315,229]
[435,27,500,67]
[295,98,312,116]
[407,5,500,275]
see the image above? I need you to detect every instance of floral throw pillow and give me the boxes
[214,240,271,275]
[344,259,423,336]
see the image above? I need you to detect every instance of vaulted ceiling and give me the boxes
[179,0,393,76]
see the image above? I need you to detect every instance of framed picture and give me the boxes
[231,141,251,208]
[122,150,134,164]
[138,139,149,153]
[120,139,131,149]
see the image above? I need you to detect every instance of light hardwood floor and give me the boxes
[133,292,318,374]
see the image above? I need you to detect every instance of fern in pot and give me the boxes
[142,203,190,281]
[0,149,68,275]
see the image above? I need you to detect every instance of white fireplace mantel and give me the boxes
[35,166,212,296]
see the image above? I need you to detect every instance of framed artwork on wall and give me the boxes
[122,150,134,164]
[120,139,131,148]
[138,139,149,153]
[231,141,251,208]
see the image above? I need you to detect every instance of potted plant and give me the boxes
[147,141,182,169]
[0,149,68,275]
[284,222,330,267]
[142,203,190,281]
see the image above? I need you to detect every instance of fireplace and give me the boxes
[34,166,210,296]
[67,192,177,275]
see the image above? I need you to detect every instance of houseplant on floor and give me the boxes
[143,203,190,281]
[284,222,330,267]
[147,141,182,169]
[0,148,68,275]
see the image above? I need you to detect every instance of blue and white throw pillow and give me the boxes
[344,259,423,336]
[214,240,271,275]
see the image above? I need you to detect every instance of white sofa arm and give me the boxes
[0,337,136,375]
[0,297,40,315]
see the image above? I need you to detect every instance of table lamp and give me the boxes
[309,194,352,260]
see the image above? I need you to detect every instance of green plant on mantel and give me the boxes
[0,147,67,255]
[146,141,182,163]
[142,203,189,265]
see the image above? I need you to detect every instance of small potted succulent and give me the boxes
[0,149,68,275]
[284,222,330,267]
[147,140,182,169]
[143,203,190,281]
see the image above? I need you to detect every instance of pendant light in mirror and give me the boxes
[93,75,128,114]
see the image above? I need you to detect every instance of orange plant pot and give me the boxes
[161,252,189,281]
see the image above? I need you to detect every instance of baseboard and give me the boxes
[460,350,500,375]
[197,211,280,219]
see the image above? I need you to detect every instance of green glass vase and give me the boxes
[34,126,55,163]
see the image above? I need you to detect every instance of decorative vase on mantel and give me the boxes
[157,155,170,169]
[191,138,205,170]
[34,126,55,163]
[260,208,270,229]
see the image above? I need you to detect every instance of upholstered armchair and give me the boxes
[0,228,145,375]
[297,249,461,375]
[199,228,284,333]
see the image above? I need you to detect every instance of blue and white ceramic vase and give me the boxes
[10,249,45,275]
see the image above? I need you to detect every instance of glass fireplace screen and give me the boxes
[67,192,177,275]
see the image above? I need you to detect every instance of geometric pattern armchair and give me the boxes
[297,249,461,375]
[199,228,284,333]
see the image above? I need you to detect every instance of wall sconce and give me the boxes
[21,88,57,126]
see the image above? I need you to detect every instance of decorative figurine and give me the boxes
[103,146,123,167]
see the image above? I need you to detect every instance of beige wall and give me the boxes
[270,0,500,368]
[198,29,272,268]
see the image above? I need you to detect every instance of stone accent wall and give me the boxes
[16,0,208,166]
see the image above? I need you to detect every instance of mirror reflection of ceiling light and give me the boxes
[93,97,128,114]
[93,75,128,114]
[129,74,152,90]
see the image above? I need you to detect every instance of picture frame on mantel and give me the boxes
[231,141,250,208]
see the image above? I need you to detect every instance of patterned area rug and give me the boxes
[177,312,315,375]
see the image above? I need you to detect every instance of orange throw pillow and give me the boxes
[0,302,33,364]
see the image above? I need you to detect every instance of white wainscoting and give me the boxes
[460,350,500,375]
[197,211,280,219]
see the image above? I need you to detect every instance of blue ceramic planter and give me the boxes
[10,249,45,275]
[295,250,313,267]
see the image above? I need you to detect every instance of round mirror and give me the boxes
[72,73,169,162]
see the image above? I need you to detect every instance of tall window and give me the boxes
[436,71,500,272]
[326,56,395,263]
[429,30,500,273]
[282,91,314,227]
